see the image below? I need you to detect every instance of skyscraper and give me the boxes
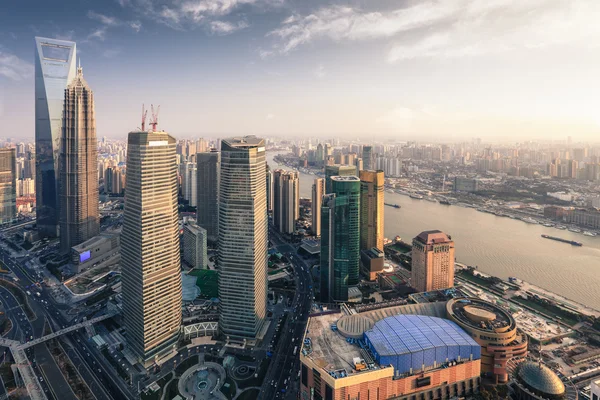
[320,176,360,302]
[59,64,99,253]
[183,221,208,270]
[0,149,17,225]
[196,150,220,245]
[325,164,356,193]
[359,170,384,252]
[311,178,324,236]
[121,130,182,365]
[266,165,273,213]
[35,37,77,237]
[218,136,267,340]
[273,169,299,234]
[362,145,373,171]
[411,230,455,292]
[181,161,197,207]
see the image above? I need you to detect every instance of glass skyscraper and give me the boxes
[320,176,361,302]
[218,136,268,339]
[35,37,77,237]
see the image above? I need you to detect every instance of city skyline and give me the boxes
[1,1,600,141]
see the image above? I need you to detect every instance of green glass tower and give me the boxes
[320,176,360,302]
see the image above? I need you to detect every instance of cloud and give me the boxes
[87,28,108,41]
[130,0,282,31]
[88,11,120,26]
[210,20,249,35]
[0,50,34,81]
[314,64,325,79]
[266,0,600,61]
[129,21,142,32]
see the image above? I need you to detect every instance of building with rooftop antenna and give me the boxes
[59,62,99,253]
[121,122,182,365]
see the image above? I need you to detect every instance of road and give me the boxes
[260,226,314,400]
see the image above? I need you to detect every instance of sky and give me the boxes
[1,0,600,142]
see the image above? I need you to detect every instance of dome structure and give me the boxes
[518,361,565,398]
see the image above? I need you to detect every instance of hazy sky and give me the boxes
[1,0,600,141]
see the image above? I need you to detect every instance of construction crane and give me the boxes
[141,104,148,131]
[150,104,160,131]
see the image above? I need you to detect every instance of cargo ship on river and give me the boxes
[541,234,582,246]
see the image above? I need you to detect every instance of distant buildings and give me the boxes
[183,221,207,270]
[359,170,384,252]
[196,150,220,245]
[266,165,273,213]
[121,130,182,365]
[320,176,360,302]
[273,169,299,234]
[311,178,324,236]
[0,148,16,224]
[218,136,267,340]
[454,177,479,192]
[411,230,455,293]
[59,64,99,253]
[362,145,373,170]
[35,37,77,237]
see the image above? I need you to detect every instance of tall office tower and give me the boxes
[121,130,182,365]
[0,149,17,225]
[196,150,219,245]
[273,170,299,234]
[23,151,35,180]
[355,157,363,176]
[325,164,356,193]
[181,162,197,207]
[311,178,324,236]
[266,165,273,213]
[320,176,360,302]
[316,143,324,166]
[218,137,267,339]
[359,170,384,252]
[59,64,99,253]
[411,230,455,292]
[183,221,208,270]
[362,145,373,171]
[35,37,77,236]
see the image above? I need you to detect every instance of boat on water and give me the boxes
[410,194,424,200]
[555,225,566,230]
[425,197,437,203]
[522,217,538,224]
[542,223,554,227]
[583,231,597,237]
[384,203,401,209]
[439,199,452,205]
[568,227,582,233]
[541,234,583,246]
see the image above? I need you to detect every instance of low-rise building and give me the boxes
[71,232,120,273]
[300,311,481,400]
[360,247,384,281]
[183,222,207,270]
[591,378,600,400]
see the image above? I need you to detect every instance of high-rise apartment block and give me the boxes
[218,137,267,339]
[59,65,99,253]
[320,176,360,302]
[273,169,299,234]
[183,221,207,270]
[362,145,373,170]
[411,230,455,292]
[197,150,219,245]
[35,37,77,236]
[0,149,17,225]
[359,170,384,252]
[181,162,197,207]
[311,178,324,236]
[325,164,356,193]
[121,130,182,365]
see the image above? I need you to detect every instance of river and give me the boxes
[267,152,600,310]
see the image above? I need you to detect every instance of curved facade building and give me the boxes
[35,37,77,237]
[446,298,528,383]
